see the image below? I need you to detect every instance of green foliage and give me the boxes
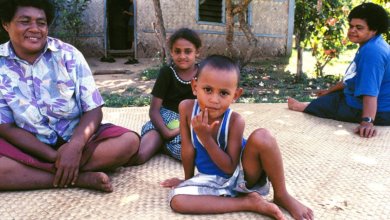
[101,92,151,107]
[371,0,390,44]
[238,59,340,103]
[295,0,353,78]
[141,68,160,80]
[50,0,91,46]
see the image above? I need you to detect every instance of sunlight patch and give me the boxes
[333,129,350,136]
[120,194,140,205]
[241,111,254,115]
[352,154,377,166]
[367,182,387,192]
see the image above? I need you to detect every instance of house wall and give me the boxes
[137,0,292,58]
[72,0,293,58]
[76,0,106,56]
[50,0,106,57]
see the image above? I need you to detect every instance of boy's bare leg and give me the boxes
[0,157,112,192]
[82,132,140,171]
[127,130,163,165]
[287,98,308,112]
[242,129,314,220]
[170,193,285,219]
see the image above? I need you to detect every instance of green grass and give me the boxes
[141,67,160,80]
[102,87,151,107]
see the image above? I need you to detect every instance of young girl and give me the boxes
[133,28,201,164]
[162,55,313,220]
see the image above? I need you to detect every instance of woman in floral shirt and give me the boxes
[0,0,140,192]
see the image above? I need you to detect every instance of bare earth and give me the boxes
[88,57,160,95]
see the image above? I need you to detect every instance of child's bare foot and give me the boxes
[287,98,308,112]
[246,192,286,220]
[76,172,113,192]
[274,193,313,220]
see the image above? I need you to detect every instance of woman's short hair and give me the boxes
[348,3,389,34]
[0,0,55,25]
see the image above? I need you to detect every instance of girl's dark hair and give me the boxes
[348,3,389,35]
[168,28,202,50]
[197,55,240,85]
[0,0,55,25]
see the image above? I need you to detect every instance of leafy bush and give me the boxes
[102,93,151,107]
[141,68,160,80]
[50,0,91,46]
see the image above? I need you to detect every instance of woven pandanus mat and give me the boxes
[1,104,389,220]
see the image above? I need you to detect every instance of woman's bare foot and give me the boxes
[76,172,113,192]
[274,193,313,220]
[287,98,308,112]
[246,192,286,220]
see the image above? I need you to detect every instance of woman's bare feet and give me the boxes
[274,193,313,220]
[287,98,308,112]
[246,192,286,220]
[76,172,113,192]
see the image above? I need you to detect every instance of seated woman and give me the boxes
[0,0,140,192]
[288,3,390,138]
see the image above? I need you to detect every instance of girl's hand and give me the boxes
[160,178,183,188]
[162,127,180,140]
[192,108,219,139]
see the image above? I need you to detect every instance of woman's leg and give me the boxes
[0,156,112,192]
[170,193,284,219]
[287,97,309,112]
[81,132,140,171]
[242,128,314,220]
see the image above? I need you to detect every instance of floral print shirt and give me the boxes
[0,37,104,145]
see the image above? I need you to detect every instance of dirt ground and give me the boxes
[88,57,160,95]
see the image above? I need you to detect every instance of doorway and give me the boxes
[106,0,135,55]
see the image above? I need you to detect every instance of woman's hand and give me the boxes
[315,89,330,97]
[354,122,377,138]
[53,141,83,188]
[160,178,183,188]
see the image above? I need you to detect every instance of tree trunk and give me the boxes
[152,0,171,64]
[236,0,256,67]
[225,0,238,60]
[225,0,253,68]
[296,34,303,80]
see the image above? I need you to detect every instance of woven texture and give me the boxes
[1,104,389,219]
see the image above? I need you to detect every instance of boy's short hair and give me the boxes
[0,0,55,25]
[197,55,240,86]
[348,3,389,34]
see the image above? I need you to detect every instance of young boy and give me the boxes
[161,55,313,219]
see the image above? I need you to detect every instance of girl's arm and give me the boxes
[180,100,195,180]
[149,96,179,140]
[160,100,194,188]
[193,110,244,175]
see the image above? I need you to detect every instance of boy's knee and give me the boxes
[170,195,184,213]
[249,128,277,149]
